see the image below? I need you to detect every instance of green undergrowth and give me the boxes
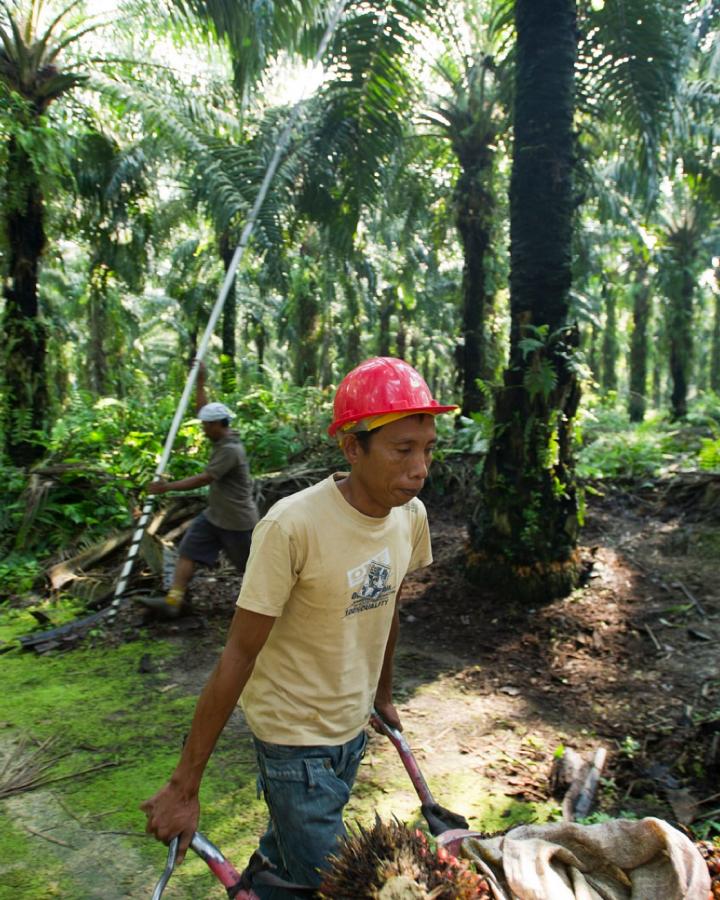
[0,814,67,897]
[576,400,720,481]
[0,381,335,586]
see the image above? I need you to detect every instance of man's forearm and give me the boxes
[164,473,213,492]
[141,609,274,854]
[196,374,209,412]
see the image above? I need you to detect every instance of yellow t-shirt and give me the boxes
[236,474,432,745]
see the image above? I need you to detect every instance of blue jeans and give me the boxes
[252,729,368,899]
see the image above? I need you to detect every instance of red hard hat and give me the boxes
[328,357,457,437]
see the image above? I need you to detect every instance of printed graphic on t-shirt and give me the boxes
[345,549,395,617]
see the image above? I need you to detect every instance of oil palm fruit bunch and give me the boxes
[319,816,492,899]
[696,840,720,899]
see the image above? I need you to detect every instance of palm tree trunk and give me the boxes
[293,281,320,385]
[601,286,618,395]
[469,0,579,604]
[652,342,663,408]
[395,320,407,361]
[341,264,363,370]
[2,137,49,465]
[668,263,694,419]
[319,289,334,388]
[455,158,495,417]
[628,266,651,422]
[87,264,110,396]
[253,317,266,371]
[378,288,395,357]
[587,320,600,384]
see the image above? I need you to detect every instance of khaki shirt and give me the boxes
[237,474,432,745]
[204,432,258,531]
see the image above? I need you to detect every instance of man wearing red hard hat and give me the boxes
[142,358,456,896]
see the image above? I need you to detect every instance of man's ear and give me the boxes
[340,433,362,465]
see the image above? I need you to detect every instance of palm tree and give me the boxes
[161,0,451,387]
[163,234,222,364]
[467,0,696,602]
[627,252,652,422]
[581,0,717,422]
[69,130,153,395]
[419,1,514,417]
[424,52,506,416]
[468,0,580,604]
[168,0,327,98]
[0,0,96,464]
[655,2,720,418]
[657,187,718,419]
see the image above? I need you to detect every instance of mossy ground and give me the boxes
[0,616,266,899]
[0,603,555,899]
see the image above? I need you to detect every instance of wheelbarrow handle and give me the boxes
[151,831,251,899]
[370,707,435,807]
[370,707,470,837]
[151,831,316,898]
[151,836,179,900]
[190,831,246,889]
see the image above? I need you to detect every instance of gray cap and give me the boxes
[198,402,234,422]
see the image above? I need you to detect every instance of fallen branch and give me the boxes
[18,609,110,652]
[0,735,63,796]
[573,748,607,820]
[23,826,73,848]
[96,830,149,838]
[551,746,607,822]
[46,498,202,590]
[48,531,136,591]
[675,581,708,619]
[0,756,119,800]
[644,623,662,652]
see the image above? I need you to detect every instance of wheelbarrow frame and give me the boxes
[151,710,471,897]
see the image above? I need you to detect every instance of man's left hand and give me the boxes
[146,481,169,495]
[371,699,402,732]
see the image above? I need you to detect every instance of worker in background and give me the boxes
[143,362,258,617]
[141,357,456,895]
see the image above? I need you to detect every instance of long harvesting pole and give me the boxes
[105,0,349,623]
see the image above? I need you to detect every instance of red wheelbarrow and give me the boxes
[151,709,472,897]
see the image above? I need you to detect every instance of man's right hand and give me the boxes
[140,782,200,864]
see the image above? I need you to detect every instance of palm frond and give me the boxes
[578,0,686,167]
[33,0,86,61]
[166,0,326,95]
[295,0,445,250]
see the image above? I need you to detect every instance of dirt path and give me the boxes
[389,486,720,828]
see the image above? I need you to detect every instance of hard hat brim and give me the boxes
[328,404,457,437]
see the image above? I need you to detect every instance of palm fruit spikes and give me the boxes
[318,816,492,899]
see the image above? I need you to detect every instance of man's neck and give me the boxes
[335,473,390,518]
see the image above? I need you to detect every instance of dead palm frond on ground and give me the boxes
[0,733,117,799]
[0,734,66,799]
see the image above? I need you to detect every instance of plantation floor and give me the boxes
[1,479,719,897]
